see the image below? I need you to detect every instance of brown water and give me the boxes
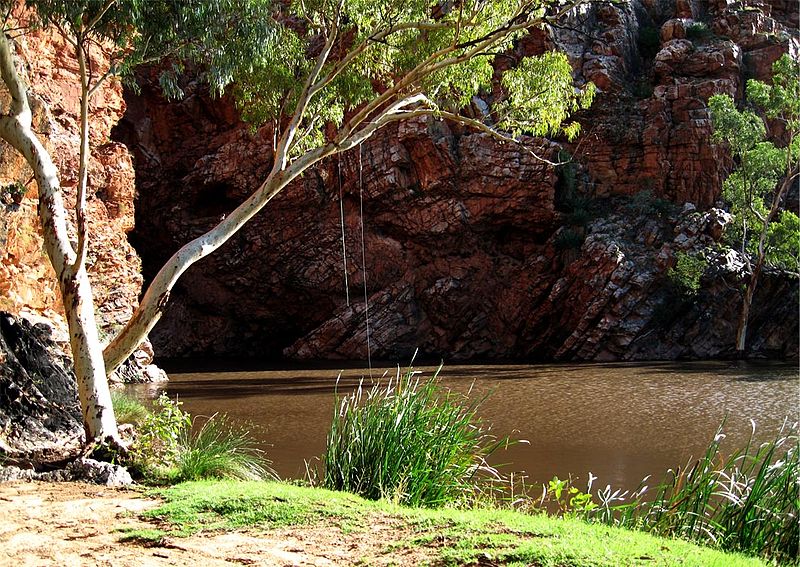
[127,361,798,491]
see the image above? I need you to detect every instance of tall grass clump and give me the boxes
[322,363,504,508]
[129,393,274,484]
[176,413,276,481]
[587,419,799,563]
[110,390,149,426]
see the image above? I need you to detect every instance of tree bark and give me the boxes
[0,31,119,444]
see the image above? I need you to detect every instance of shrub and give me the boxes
[667,252,707,297]
[686,22,713,42]
[132,393,191,472]
[110,390,149,426]
[1,181,26,203]
[624,189,676,218]
[566,207,592,227]
[554,229,584,251]
[321,364,504,507]
[129,393,273,483]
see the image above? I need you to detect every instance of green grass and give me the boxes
[175,413,277,482]
[322,364,504,507]
[110,390,149,426]
[122,480,767,566]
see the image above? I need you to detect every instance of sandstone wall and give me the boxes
[117,0,798,362]
[0,2,794,371]
[0,6,142,340]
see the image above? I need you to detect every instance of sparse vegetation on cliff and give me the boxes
[668,251,708,297]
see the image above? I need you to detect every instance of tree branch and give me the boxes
[274,14,340,169]
[72,33,91,270]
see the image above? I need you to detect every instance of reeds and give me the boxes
[322,363,504,507]
[589,419,799,563]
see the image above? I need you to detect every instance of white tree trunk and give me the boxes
[0,31,118,444]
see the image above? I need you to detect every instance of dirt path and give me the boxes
[0,481,432,566]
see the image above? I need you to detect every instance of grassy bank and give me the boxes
[124,480,768,567]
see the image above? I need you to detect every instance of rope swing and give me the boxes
[337,156,350,307]
[358,144,373,377]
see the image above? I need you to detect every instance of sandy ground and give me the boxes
[0,481,434,566]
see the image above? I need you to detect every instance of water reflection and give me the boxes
[126,361,799,490]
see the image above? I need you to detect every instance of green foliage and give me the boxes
[709,54,800,272]
[496,52,595,141]
[1,181,25,199]
[176,414,275,481]
[129,393,272,483]
[686,21,713,42]
[767,210,800,269]
[584,420,799,564]
[20,0,279,98]
[23,0,592,153]
[543,476,598,518]
[624,189,676,218]
[110,390,149,426]
[667,252,708,297]
[321,364,503,508]
[134,393,191,471]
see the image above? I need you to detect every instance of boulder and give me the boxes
[0,312,84,467]
[0,458,132,486]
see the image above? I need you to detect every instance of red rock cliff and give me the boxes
[112,0,797,361]
[0,6,142,342]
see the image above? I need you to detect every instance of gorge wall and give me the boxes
[1,1,795,365]
[117,0,797,362]
[0,6,142,343]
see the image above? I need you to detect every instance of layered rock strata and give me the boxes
[119,0,798,361]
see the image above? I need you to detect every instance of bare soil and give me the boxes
[0,481,434,566]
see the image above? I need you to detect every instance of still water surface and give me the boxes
[128,361,798,491]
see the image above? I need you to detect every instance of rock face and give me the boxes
[0,6,142,339]
[118,0,798,362]
[0,312,84,467]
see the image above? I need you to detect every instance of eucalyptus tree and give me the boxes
[709,54,799,356]
[0,0,594,448]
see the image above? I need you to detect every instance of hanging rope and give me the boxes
[337,156,350,306]
[358,144,373,377]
